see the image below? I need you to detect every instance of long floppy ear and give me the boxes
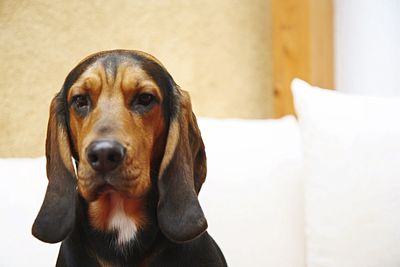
[157,89,207,243]
[32,94,78,243]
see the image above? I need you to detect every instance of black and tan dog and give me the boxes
[32,50,227,267]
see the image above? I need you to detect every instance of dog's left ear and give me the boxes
[157,89,207,243]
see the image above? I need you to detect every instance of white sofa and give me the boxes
[1,80,400,267]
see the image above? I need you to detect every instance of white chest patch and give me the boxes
[107,196,138,246]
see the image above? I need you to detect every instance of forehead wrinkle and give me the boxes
[113,63,129,94]
[101,56,119,86]
[119,63,144,93]
[97,64,110,94]
[67,64,103,97]
[82,62,111,96]
[74,62,116,101]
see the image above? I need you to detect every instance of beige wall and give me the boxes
[0,0,273,157]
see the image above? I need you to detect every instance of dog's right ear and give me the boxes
[32,94,78,243]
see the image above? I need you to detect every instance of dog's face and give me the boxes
[32,50,208,244]
[67,59,165,201]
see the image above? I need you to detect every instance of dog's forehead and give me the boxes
[85,54,153,84]
[75,58,152,89]
[99,53,150,80]
[64,51,170,93]
[61,50,177,121]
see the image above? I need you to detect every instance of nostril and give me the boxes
[88,153,98,164]
[109,145,126,162]
[108,153,120,163]
[86,140,126,173]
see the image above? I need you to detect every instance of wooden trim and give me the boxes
[272,0,334,117]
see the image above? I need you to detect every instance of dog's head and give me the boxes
[32,50,207,244]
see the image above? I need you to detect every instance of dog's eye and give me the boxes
[72,95,91,115]
[131,93,157,114]
[75,95,89,108]
[137,93,155,106]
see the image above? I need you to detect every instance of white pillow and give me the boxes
[0,158,59,266]
[0,116,305,267]
[292,79,400,267]
[198,116,305,267]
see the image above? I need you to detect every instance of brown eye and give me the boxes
[131,93,157,114]
[72,95,91,115]
[137,93,155,106]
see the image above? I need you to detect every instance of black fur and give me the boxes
[56,185,226,266]
[35,50,227,267]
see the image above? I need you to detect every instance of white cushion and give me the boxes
[198,116,305,267]
[0,158,59,266]
[0,116,305,267]
[292,79,400,267]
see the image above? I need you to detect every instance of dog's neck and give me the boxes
[75,189,160,266]
[88,192,145,247]
[70,161,163,265]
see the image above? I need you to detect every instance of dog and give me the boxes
[32,50,227,267]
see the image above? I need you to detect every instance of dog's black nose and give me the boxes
[86,140,126,173]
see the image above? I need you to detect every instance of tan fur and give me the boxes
[67,60,165,230]
[47,97,76,178]
[33,51,212,263]
[158,121,179,178]
[158,89,193,179]
[57,127,75,175]
[97,258,118,267]
[89,193,146,233]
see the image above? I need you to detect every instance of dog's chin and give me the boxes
[79,180,149,203]
[93,183,117,198]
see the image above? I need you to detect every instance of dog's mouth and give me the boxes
[95,183,117,196]
[76,164,150,202]
[88,182,131,201]
[79,177,146,202]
